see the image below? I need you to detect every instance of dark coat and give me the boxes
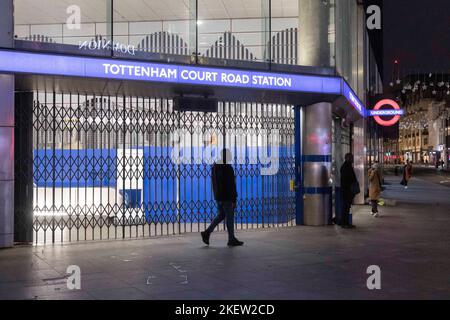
[403,164,413,181]
[340,161,358,200]
[212,163,238,202]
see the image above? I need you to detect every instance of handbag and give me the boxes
[351,182,360,195]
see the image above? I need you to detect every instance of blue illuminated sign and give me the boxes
[0,50,340,93]
[342,81,366,116]
[0,49,366,116]
[368,110,405,116]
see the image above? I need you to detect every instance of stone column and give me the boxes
[302,103,332,226]
[298,0,330,67]
[297,1,333,225]
[353,118,366,205]
[0,0,14,248]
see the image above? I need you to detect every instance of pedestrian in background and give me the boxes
[340,153,359,229]
[374,161,384,190]
[201,149,244,247]
[401,160,413,189]
[368,163,382,218]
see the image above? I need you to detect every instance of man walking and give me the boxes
[340,153,359,228]
[201,149,244,246]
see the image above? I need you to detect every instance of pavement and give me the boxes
[1,173,450,300]
[385,164,450,189]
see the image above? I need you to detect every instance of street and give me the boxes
[1,171,449,300]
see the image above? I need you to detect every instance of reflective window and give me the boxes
[197,0,270,65]
[271,0,299,65]
[112,0,195,63]
[335,0,360,88]
[15,0,110,50]
[13,0,363,70]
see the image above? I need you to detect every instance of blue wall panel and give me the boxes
[33,146,294,224]
[33,149,117,188]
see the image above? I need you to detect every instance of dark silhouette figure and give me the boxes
[340,153,359,229]
[401,160,413,189]
[201,149,244,246]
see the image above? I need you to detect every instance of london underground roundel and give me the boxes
[371,99,403,127]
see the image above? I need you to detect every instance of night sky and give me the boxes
[383,0,450,83]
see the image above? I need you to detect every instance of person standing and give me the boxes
[368,163,382,218]
[401,160,413,189]
[201,149,244,247]
[340,153,359,229]
[374,161,384,189]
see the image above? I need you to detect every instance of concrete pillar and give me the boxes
[14,92,34,244]
[0,0,14,248]
[302,102,332,226]
[298,0,330,67]
[0,76,14,248]
[353,119,366,205]
[297,1,333,225]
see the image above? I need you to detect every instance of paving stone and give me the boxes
[0,174,450,299]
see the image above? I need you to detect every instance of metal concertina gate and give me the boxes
[19,91,296,244]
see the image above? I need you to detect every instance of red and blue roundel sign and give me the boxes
[369,99,404,126]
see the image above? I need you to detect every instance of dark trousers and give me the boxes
[206,201,235,240]
[341,195,354,225]
[370,200,378,213]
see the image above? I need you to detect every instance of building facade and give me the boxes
[398,99,430,164]
[0,0,382,247]
[392,73,450,166]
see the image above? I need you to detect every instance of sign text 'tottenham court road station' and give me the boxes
[0,49,366,116]
[102,63,294,88]
[98,62,330,92]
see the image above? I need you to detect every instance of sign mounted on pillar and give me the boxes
[368,99,404,127]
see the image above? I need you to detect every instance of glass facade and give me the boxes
[13,0,363,73]
[197,0,270,64]
[3,0,381,246]
[112,0,195,63]
[14,0,111,46]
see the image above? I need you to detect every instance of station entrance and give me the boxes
[15,91,296,244]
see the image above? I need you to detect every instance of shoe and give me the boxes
[404,186,408,189]
[341,224,356,229]
[201,231,210,245]
[373,213,379,218]
[228,239,244,246]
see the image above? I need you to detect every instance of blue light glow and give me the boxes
[0,49,366,116]
[342,81,366,116]
[369,110,405,116]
